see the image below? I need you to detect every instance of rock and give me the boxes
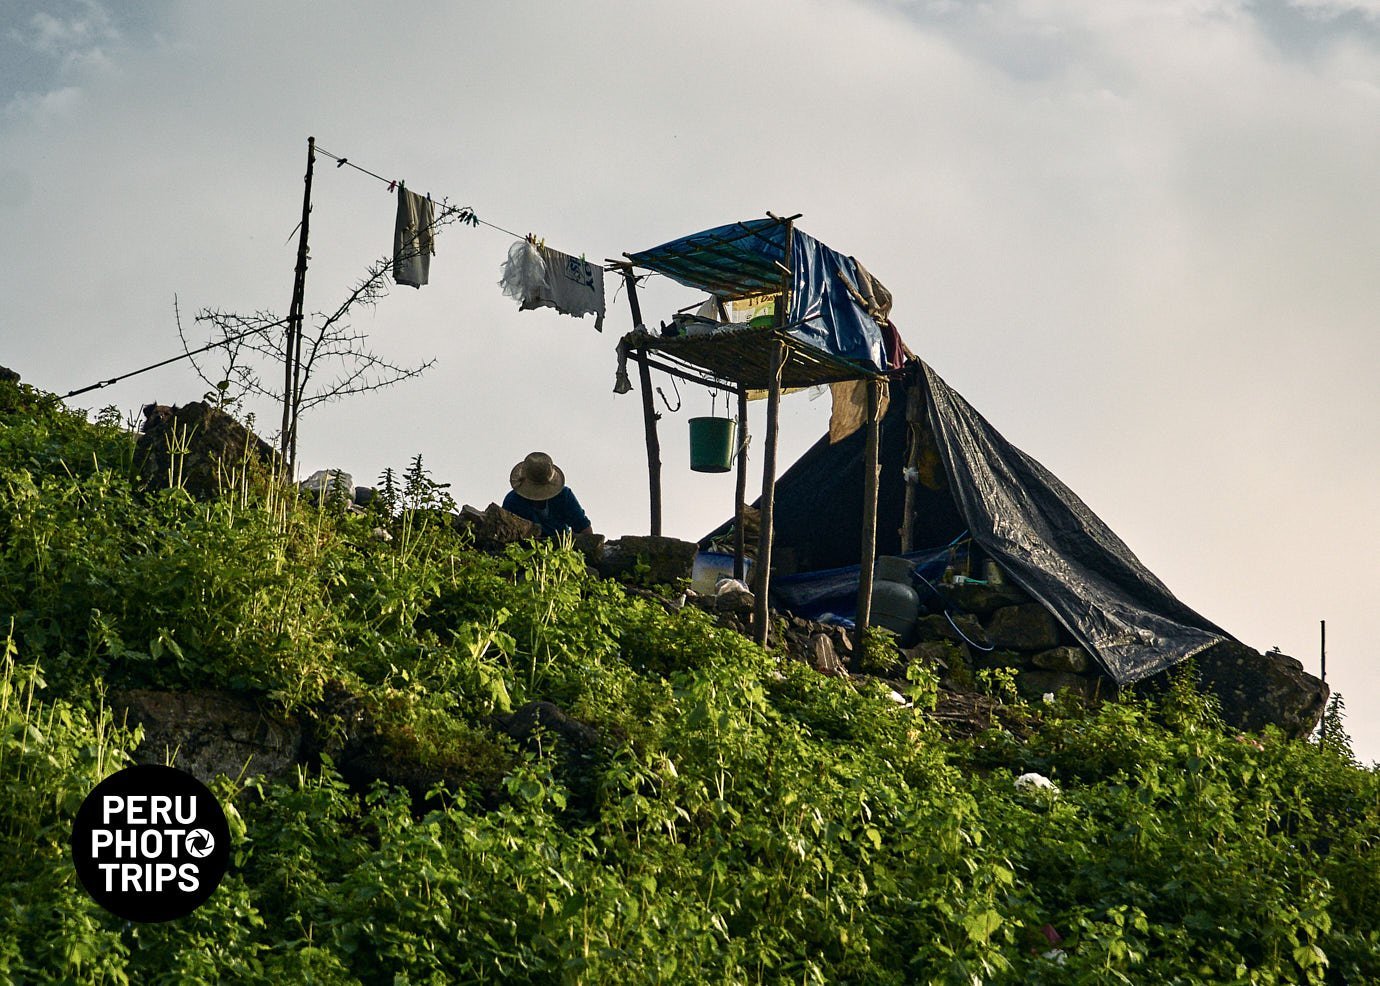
[985,604,1063,651]
[915,612,987,648]
[135,401,278,499]
[299,469,354,505]
[1016,670,1101,702]
[972,648,1028,672]
[810,632,846,676]
[1181,641,1328,740]
[493,701,598,751]
[113,689,302,785]
[571,531,607,566]
[715,582,755,613]
[906,639,968,671]
[1032,646,1092,674]
[457,502,540,550]
[595,535,697,586]
[936,580,1030,617]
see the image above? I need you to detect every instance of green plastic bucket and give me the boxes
[689,417,736,473]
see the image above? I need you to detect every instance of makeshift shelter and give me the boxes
[614,214,902,647]
[703,359,1231,686]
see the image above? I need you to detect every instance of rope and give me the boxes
[315,144,529,246]
[62,317,291,399]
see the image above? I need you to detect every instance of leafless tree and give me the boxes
[179,207,476,474]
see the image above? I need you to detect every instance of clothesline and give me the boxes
[315,144,535,249]
[313,143,662,288]
[63,141,655,400]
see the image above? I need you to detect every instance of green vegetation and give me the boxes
[2,377,1378,984]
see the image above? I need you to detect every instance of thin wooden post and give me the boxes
[900,366,924,553]
[734,387,749,580]
[754,336,785,647]
[614,263,661,536]
[281,136,316,474]
[1320,619,1327,744]
[635,347,662,536]
[751,215,795,648]
[855,377,882,653]
[620,264,644,329]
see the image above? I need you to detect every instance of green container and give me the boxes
[689,417,736,473]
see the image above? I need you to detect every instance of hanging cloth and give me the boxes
[393,186,435,288]
[499,240,605,331]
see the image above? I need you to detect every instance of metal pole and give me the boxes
[281,136,315,474]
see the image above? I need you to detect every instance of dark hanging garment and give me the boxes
[393,186,434,288]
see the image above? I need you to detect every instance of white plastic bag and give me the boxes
[499,240,549,309]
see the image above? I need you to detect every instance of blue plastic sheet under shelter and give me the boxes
[627,218,893,372]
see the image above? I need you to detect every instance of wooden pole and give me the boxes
[615,264,661,536]
[855,376,882,653]
[900,365,924,553]
[754,336,785,647]
[1321,619,1327,686]
[281,136,315,475]
[734,387,749,580]
[751,215,795,648]
[635,347,662,536]
[620,264,644,329]
[1320,619,1328,744]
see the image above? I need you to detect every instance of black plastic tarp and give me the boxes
[705,360,1229,685]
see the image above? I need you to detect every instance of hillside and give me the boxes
[2,373,1378,984]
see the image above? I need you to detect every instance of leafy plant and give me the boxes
[1,383,1377,983]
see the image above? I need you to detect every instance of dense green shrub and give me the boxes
[2,385,1377,983]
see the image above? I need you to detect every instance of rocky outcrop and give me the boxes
[592,535,697,586]
[493,701,599,752]
[1175,641,1328,740]
[456,502,542,550]
[135,401,278,499]
[113,689,302,785]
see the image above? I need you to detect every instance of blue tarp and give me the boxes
[627,219,892,372]
[771,543,964,624]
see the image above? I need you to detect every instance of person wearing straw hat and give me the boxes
[502,451,592,538]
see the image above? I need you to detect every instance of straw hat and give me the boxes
[509,451,566,501]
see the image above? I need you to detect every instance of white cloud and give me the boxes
[14,2,120,55]
[1289,0,1380,20]
[3,84,85,122]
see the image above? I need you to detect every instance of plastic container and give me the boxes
[871,556,922,641]
[692,552,751,594]
[689,417,736,473]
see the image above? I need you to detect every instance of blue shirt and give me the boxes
[502,487,591,538]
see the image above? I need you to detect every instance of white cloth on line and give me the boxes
[499,240,605,331]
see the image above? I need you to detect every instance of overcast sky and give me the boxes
[3,0,1376,760]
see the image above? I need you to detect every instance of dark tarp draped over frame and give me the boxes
[626,218,893,373]
[704,360,1230,686]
